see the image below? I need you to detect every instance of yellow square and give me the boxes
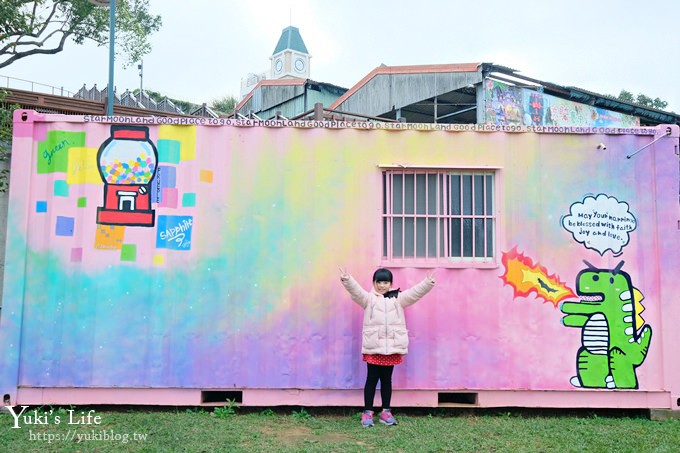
[94,225,125,250]
[200,169,213,183]
[159,125,196,161]
[66,147,101,184]
[152,254,165,265]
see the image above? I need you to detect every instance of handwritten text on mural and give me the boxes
[561,194,637,256]
[82,116,658,135]
[43,140,69,166]
[156,215,193,251]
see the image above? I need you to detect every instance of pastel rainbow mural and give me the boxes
[0,111,678,409]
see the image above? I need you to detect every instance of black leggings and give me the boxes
[364,363,394,411]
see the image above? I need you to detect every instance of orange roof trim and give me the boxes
[329,63,482,110]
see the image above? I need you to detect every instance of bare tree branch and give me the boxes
[12,28,66,50]
[34,1,62,38]
[0,30,69,69]
[29,1,38,30]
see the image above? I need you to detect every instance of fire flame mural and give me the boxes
[500,247,576,307]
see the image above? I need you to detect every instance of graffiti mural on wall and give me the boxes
[500,247,575,307]
[484,80,640,128]
[501,193,651,389]
[3,113,675,400]
[35,124,200,263]
[559,193,650,389]
[560,260,651,389]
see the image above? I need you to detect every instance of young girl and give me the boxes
[339,267,435,427]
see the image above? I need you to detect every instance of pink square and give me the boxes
[12,122,33,138]
[70,248,83,262]
[159,188,178,208]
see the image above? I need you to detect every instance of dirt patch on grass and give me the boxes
[260,425,356,446]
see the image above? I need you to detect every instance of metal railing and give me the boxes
[0,75,76,98]
[230,103,400,123]
[291,103,400,122]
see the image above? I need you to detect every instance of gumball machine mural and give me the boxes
[96,125,158,227]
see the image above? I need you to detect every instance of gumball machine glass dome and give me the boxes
[99,132,157,185]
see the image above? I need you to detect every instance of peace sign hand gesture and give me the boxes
[426,270,436,284]
[339,267,350,282]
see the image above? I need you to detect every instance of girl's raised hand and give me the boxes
[339,267,350,282]
[426,269,436,284]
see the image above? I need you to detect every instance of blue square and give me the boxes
[36,201,47,213]
[156,215,193,250]
[54,180,69,197]
[182,193,196,207]
[151,166,177,203]
[55,216,75,236]
[157,139,181,164]
[159,166,176,189]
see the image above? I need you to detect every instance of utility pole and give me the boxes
[87,1,117,115]
[138,60,144,101]
[106,1,115,116]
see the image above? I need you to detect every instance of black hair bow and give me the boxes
[383,289,400,299]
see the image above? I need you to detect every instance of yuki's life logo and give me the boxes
[4,406,101,429]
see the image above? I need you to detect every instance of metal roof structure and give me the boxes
[272,26,309,54]
[329,62,680,126]
[329,63,483,124]
[235,78,347,119]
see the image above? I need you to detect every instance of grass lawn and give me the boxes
[1,405,679,452]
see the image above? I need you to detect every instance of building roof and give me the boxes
[235,77,347,118]
[273,26,309,55]
[330,63,481,110]
[237,55,680,126]
[327,62,679,126]
[482,64,680,126]
[330,63,483,123]
[236,78,307,111]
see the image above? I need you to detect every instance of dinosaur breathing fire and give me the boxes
[500,247,577,307]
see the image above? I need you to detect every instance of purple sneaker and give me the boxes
[379,409,398,426]
[361,410,374,427]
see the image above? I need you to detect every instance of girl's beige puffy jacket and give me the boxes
[342,276,435,355]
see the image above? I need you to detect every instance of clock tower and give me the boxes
[270,26,311,79]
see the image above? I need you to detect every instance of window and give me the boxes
[382,169,497,266]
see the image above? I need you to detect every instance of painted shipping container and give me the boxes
[0,110,678,409]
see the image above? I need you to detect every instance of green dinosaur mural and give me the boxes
[560,260,652,389]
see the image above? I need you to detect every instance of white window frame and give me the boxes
[380,166,500,268]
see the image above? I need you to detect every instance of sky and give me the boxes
[2,0,679,112]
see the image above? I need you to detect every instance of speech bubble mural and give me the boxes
[561,194,637,256]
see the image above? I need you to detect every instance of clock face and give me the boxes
[294,58,305,72]
[275,59,283,73]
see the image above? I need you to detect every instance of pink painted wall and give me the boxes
[0,112,678,408]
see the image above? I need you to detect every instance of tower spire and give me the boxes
[270,25,311,79]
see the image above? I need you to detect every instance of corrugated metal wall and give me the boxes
[337,71,483,117]
[244,84,344,119]
[0,113,678,408]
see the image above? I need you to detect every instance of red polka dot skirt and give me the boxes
[363,354,403,366]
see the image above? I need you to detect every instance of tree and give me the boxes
[0,0,162,69]
[210,95,238,115]
[614,89,668,110]
[0,90,18,192]
[616,89,635,103]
